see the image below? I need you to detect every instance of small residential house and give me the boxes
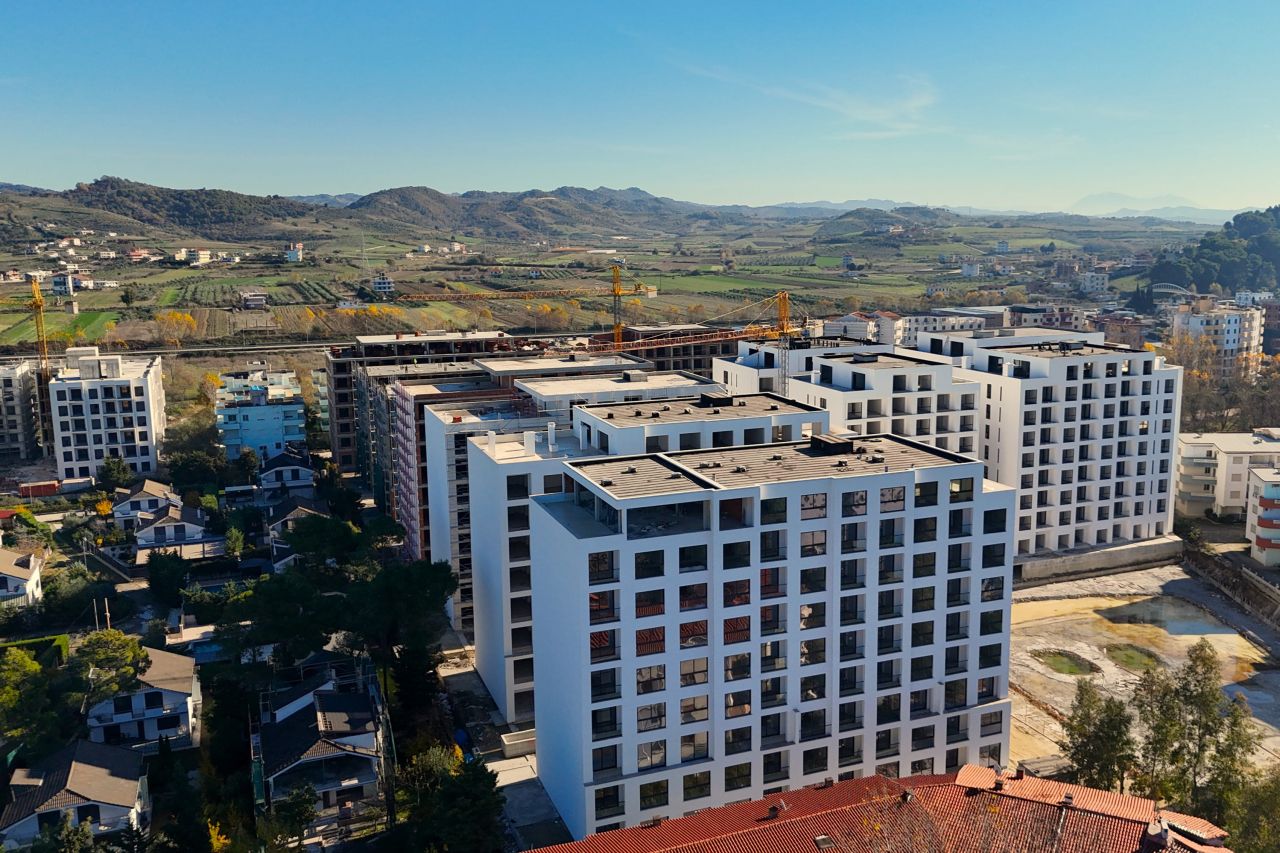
[0,740,150,849]
[259,448,315,501]
[370,275,395,296]
[0,544,44,608]
[284,243,304,263]
[254,656,388,843]
[86,648,200,752]
[267,496,329,571]
[112,480,181,531]
[240,291,269,310]
[135,507,222,563]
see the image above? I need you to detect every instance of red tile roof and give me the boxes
[541,765,1231,853]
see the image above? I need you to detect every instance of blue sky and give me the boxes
[4,0,1277,210]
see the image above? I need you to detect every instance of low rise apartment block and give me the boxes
[1247,466,1280,565]
[215,364,305,462]
[530,434,1014,838]
[49,347,166,481]
[1175,428,1280,519]
[1171,296,1264,379]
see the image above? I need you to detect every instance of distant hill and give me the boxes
[288,193,362,208]
[0,182,49,195]
[1146,205,1280,293]
[1070,192,1246,224]
[63,177,318,240]
[813,206,964,242]
[345,184,815,240]
[774,198,918,212]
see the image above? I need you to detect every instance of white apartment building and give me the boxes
[468,393,829,723]
[715,339,883,395]
[918,329,1181,569]
[0,362,38,461]
[531,434,1014,838]
[215,364,305,462]
[1233,290,1273,308]
[49,347,166,481]
[789,351,977,455]
[1175,428,1280,519]
[825,313,987,347]
[417,372,723,632]
[1171,296,1264,380]
[1246,467,1280,565]
[1079,271,1110,294]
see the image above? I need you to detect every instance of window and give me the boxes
[761,497,787,524]
[683,771,711,800]
[635,550,664,580]
[592,706,621,740]
[983,509,1007,534]
[680,620,708,648]
[803,746,829,775]
[638,741,667,771]
[634,625,665,655]
[679,544,708,572]
[636,665,666,694]
[725,690,752,719]
[950,478,974,502]
[681,657,708,687]
[639,779,668,808]
[682,730,709,762]
[633,701,666,733]
[723,540,750,569]
[980,610,1002,636]
[981,543,1005,568]
[914,516,937,542]
[801,493,828,519]
[880,486,906,512]
[590,590,619,624]
[981,577,1005,602]
[591,668,621,702]
[723,579,750,607]
[680,583,708,611]
[800,529,827,557]
[681,695,709,724]
[724,653,752,681]
[911,621,934,647]
[506,474,529,500]
[595,786,623,819]
[800,566,826,594]
[635,589,665,618]
[912,587,935,613]
[842,490,868,516]
[913,552,936,578]
[725,726,753,755]
[589,552,618,585]
[592,745,619,774]
[724,762,752,791]
[914,481,938,507]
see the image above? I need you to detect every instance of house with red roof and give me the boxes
[540,765,1231,853]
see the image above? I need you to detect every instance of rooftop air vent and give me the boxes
[814,835,837,850]
[623,466,638,474]
[732,465,748,473]
[662,405,671,411]
[606,412,615,419]
[600,479,613,487]
[770,454,783,461]
[835,459,849,468]
[712,408,721,415]
[768,404,780,411]
[650,412,661,418]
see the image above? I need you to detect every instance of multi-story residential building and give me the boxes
[309,368,329,435]
[215,364,305,462]
[1260,299,1280,355]
[714,339,880,395]
[420,372,722,633]
[824,313,986,347]
[86,648,199,752]
[1233,289,1272,307]
[1007,304,1096,332]
[0,362,38,461]
[469,393,829,723]
[49,347,166,481]
[1175,428,1280,519]
[1171,296,1264,379]
[530,434,1014,838]
[1078,271,1110,294]
[789,351,978,455]
[1247,466,1280,565]
[917,329,1181,571]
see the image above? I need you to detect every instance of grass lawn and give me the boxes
[0,310,120,344]
[1031,648,1099,675]
[1105,643,1162,672]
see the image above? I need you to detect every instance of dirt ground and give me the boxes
[1010,565,1280,769]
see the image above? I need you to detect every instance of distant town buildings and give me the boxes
[284,242,304,263]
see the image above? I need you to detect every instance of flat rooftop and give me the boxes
[475,353,648,375]
[819,351,948,370]
[986,341,1140,358]
[355,330,512,345]
[470,430,593,464]
[570,434,975,499]
[362,361,483,379]
[578,393,821,426]
[515,371,718,398]
[1182,430,1280,454]
[428,400,523,425]
[627,323,709,334]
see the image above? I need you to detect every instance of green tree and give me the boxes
[1060,678,1134,792]
[30,816,95,853]
[1233,764,1280,853]
[431,761,505,852]
[1130,665,1183,800]
[1178,639,1228,803]
[400,745,459,822]
[97,455,135,491]
[71,628,150,706]
[236,447,261,485]
[146,550,190,608]
[1199,693,1260,827]
[119,286,137,307]
[259,784,317,849]
[348,560,456,685]
[224,527,245,560]
[0,647,57,747]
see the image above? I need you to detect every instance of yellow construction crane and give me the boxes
[29,281,51,453]
[395,264,656,350]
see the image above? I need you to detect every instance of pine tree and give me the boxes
[1060,678,1134,791]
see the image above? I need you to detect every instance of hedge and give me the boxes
[0,634,71,667]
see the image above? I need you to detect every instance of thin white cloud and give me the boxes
[677,61,939,140]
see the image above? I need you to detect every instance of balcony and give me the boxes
[876,743,900,760]
[800,724,831,742]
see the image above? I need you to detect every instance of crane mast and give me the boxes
[29,281,51,454]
